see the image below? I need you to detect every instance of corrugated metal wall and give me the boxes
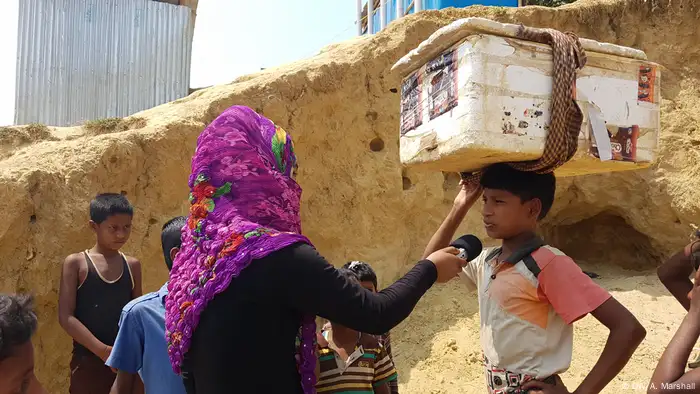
[14,0,194,126]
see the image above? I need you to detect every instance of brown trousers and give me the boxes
[69,353,116,394]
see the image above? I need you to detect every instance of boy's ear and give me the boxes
[88,220,98,232]
[170,247,180,263]
[526,198,543,220]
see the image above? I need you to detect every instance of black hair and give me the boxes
[479,163,556,220]
[0,294,38,361]
[337,268,360,284]
[342,261,378,290]
[89,193,134,224]
[161,216,186,271]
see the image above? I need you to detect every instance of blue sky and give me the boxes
[191,0,358,87]
[0,0,359,126]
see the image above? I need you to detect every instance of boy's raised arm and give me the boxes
[58,255,111,361]
[658,241,697,311]
[422,181,482,259]
[647,270,700,394]
[647,314,700,393]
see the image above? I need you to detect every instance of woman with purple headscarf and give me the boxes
[165,106,466,394]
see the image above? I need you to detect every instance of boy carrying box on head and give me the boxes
[423,163,646,394]
[316,268,399,394]
[58,193,142,394]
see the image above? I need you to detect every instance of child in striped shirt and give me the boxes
[316,268,398,394]
[321,261,399,393]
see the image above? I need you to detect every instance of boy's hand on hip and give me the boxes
[427,247,466,283]
[454,180,482,209]
[520,376,570,394]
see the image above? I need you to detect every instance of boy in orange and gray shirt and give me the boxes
[424,164,646,394]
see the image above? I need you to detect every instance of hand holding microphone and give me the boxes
[427,235,483,283]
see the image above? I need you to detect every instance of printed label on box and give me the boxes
[638,65,656,103]
[591,125,639,162]
[400,71,423,136]
[611,125,639,161]
[426,48,458,120]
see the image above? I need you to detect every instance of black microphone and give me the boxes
[450,234,483,261]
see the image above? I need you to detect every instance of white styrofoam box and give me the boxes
[393,18,661,177]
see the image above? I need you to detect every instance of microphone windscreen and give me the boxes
[450,234,483,262]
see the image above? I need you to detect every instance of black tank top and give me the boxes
[73,251,133,358]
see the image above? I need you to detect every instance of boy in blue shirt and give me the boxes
[106,216,187,394]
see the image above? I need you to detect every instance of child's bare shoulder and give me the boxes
[63,252,85,268]
[122,254,140,263]
[123,254,141,270]
[60,253,87,284]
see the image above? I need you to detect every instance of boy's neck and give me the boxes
[90,244,121,258]
[329,323,359,345]
[500,230,538,258]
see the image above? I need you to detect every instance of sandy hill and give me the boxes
[1,0,699,392]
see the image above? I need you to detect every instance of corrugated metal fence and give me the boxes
[14,0,194,126]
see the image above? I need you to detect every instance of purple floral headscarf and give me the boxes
[165,106,317,393]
